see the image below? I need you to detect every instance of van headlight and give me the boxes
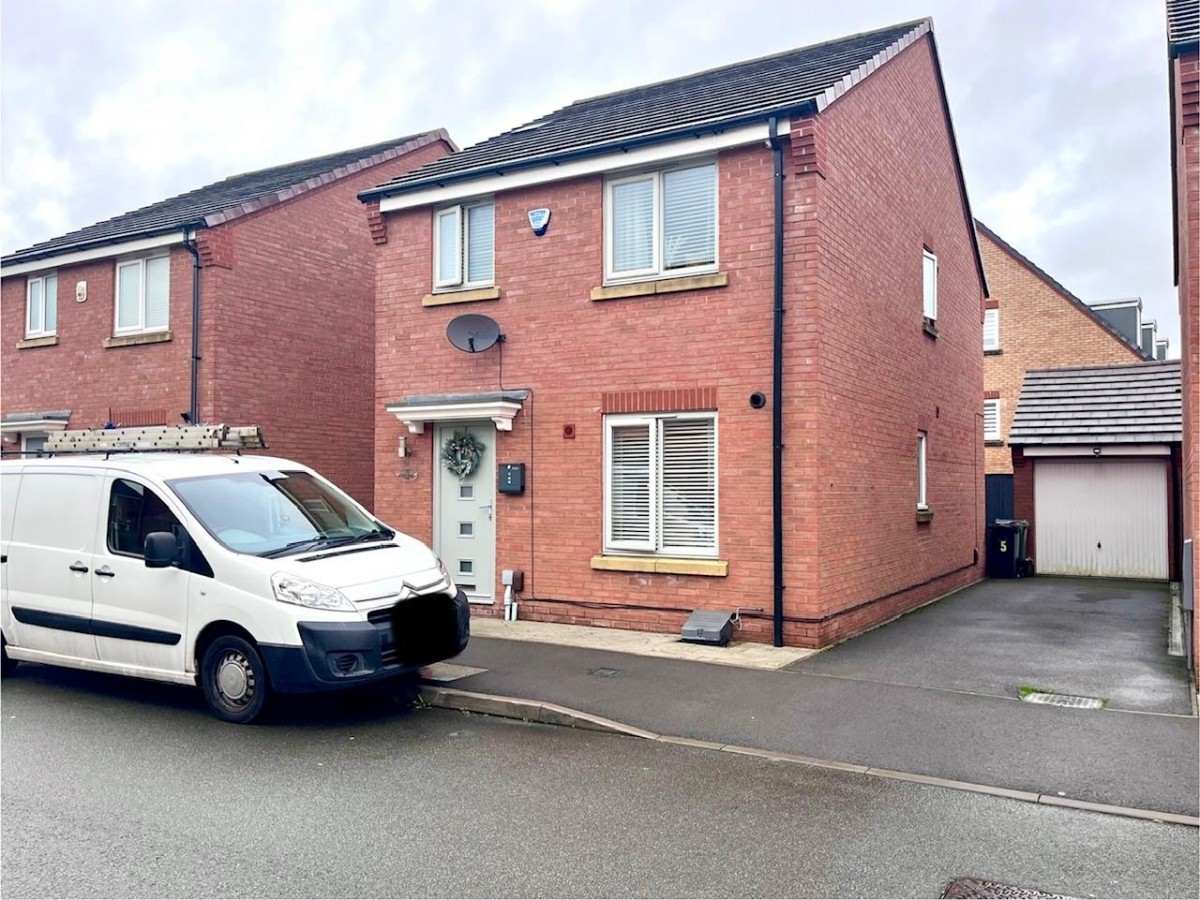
[271,573,355,612]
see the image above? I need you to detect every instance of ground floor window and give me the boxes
[21,435,47,457]
[604,412,717,556]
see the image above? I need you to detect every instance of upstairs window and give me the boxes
[983,309,1000,351]
[605,413,717,557]
[983,400,1001,441]
[922,249,938,321]
[115,255,169,334]
[606,161,717,281]
[434,201,494,289]
[26,273,57,338]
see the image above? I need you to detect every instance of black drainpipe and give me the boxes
[181,228,202,425]
[768,117,786,647]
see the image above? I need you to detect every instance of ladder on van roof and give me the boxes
[43,425,268,455]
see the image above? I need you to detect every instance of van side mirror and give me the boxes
[144,532,179,568]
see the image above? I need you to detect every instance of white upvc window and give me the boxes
[917,430,928,510]
[26,273,57,338]
[21,435,48,457]
[983,308,1000,351]
[983,400,1001,441]
[114,254,170,334]
[433,200,494,289]
[922,248,938,321]
[604,412,718,557]
[605,161,717,282]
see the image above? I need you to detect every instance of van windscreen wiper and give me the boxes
[258,528,395,559]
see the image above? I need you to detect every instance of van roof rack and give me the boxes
[44,425,268,456]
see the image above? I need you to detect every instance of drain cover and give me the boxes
[942,877,1071,899]
[1021,692,1104,710]
[589,667,621,678]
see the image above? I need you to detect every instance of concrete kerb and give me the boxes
[419,686,1200,828]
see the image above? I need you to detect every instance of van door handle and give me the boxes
[95,566,115,578]
[69,562,89,574]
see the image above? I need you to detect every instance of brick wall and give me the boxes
[978,230,1143,475]
[375,35,983,647]
[1,138,452,508]
[207,138,451,505]
[809,34,986,643]
[1,247,194,434]
[1172,48,1199,678]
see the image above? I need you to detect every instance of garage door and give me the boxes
[1035,459,1168,579]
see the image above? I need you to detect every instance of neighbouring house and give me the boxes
[1,132,455,505]
[1085,297,1168,360]
[976,222,1148,524]
[1167,0,1199,676]
[359,19,987,648]
[1008,361,1182,581]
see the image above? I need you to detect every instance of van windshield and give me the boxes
[167,470,392,558]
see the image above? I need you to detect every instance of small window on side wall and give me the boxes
[983,400,1001,441]
[26,273,57,338]
[115,255,169,335]
[916,430,928,510]
[983,309,1000,351]
[922,249,938,322]
[434,201,494,290]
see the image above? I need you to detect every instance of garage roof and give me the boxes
[1008,361,1182,445]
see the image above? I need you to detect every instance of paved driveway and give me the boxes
[787,577,1194,716]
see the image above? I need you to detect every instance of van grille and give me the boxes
[372,592,462,668]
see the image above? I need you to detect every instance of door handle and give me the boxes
[478,504,493,522]
[69,562,89,574]
[95,566,116,578]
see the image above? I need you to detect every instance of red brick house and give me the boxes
[360,19,987,648]
[1,132,455,505]
[976,222,1149,523]
[1167,0,1198,676]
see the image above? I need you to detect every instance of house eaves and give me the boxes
[2,129,454,274]
[975,221,1150,360]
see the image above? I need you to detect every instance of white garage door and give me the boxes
[1035,459,1168,579]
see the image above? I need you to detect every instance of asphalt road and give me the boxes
[2,666,1197,899]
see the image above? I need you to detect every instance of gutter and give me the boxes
[768,116,786,648]
[181,228,202,425]
[358,102,817,203]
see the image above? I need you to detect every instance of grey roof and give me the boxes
[1168,0,1199,53]
[975,221,1150,359]
[362,20,926,199]
[1008,361,1182,446]
[3,131,451,267]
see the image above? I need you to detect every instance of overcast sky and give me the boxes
[0,0,1181,351]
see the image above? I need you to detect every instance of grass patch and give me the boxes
[1018,685,1054,699]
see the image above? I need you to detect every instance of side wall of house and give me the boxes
[205,139,452,506]
[810,34,986,643]
[375,144,804,643]
[1173,49,1200,679]
[1,246,195,435]
[979,233,1143,475]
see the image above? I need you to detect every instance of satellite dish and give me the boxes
[446,314,501,353]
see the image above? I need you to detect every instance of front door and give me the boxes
[434,422,496,602]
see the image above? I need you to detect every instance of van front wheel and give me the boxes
[201,635,270,724]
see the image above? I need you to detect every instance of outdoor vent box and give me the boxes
[498,463,525,494]
[680,610,734,647]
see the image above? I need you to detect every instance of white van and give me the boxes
[0,426,469,723]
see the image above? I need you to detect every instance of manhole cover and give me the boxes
[942,877,1072,899]
[589,667,621,678]
[1021,692,1104,710]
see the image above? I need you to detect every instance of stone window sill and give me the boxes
[104,331,172,349]
[16,335,58,350]
[591,271,729,302]
[923,318,939,339]
[590,555,729,577]
[916,508,934,524]
[423,286,501,307]
[984,440,1006,447]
